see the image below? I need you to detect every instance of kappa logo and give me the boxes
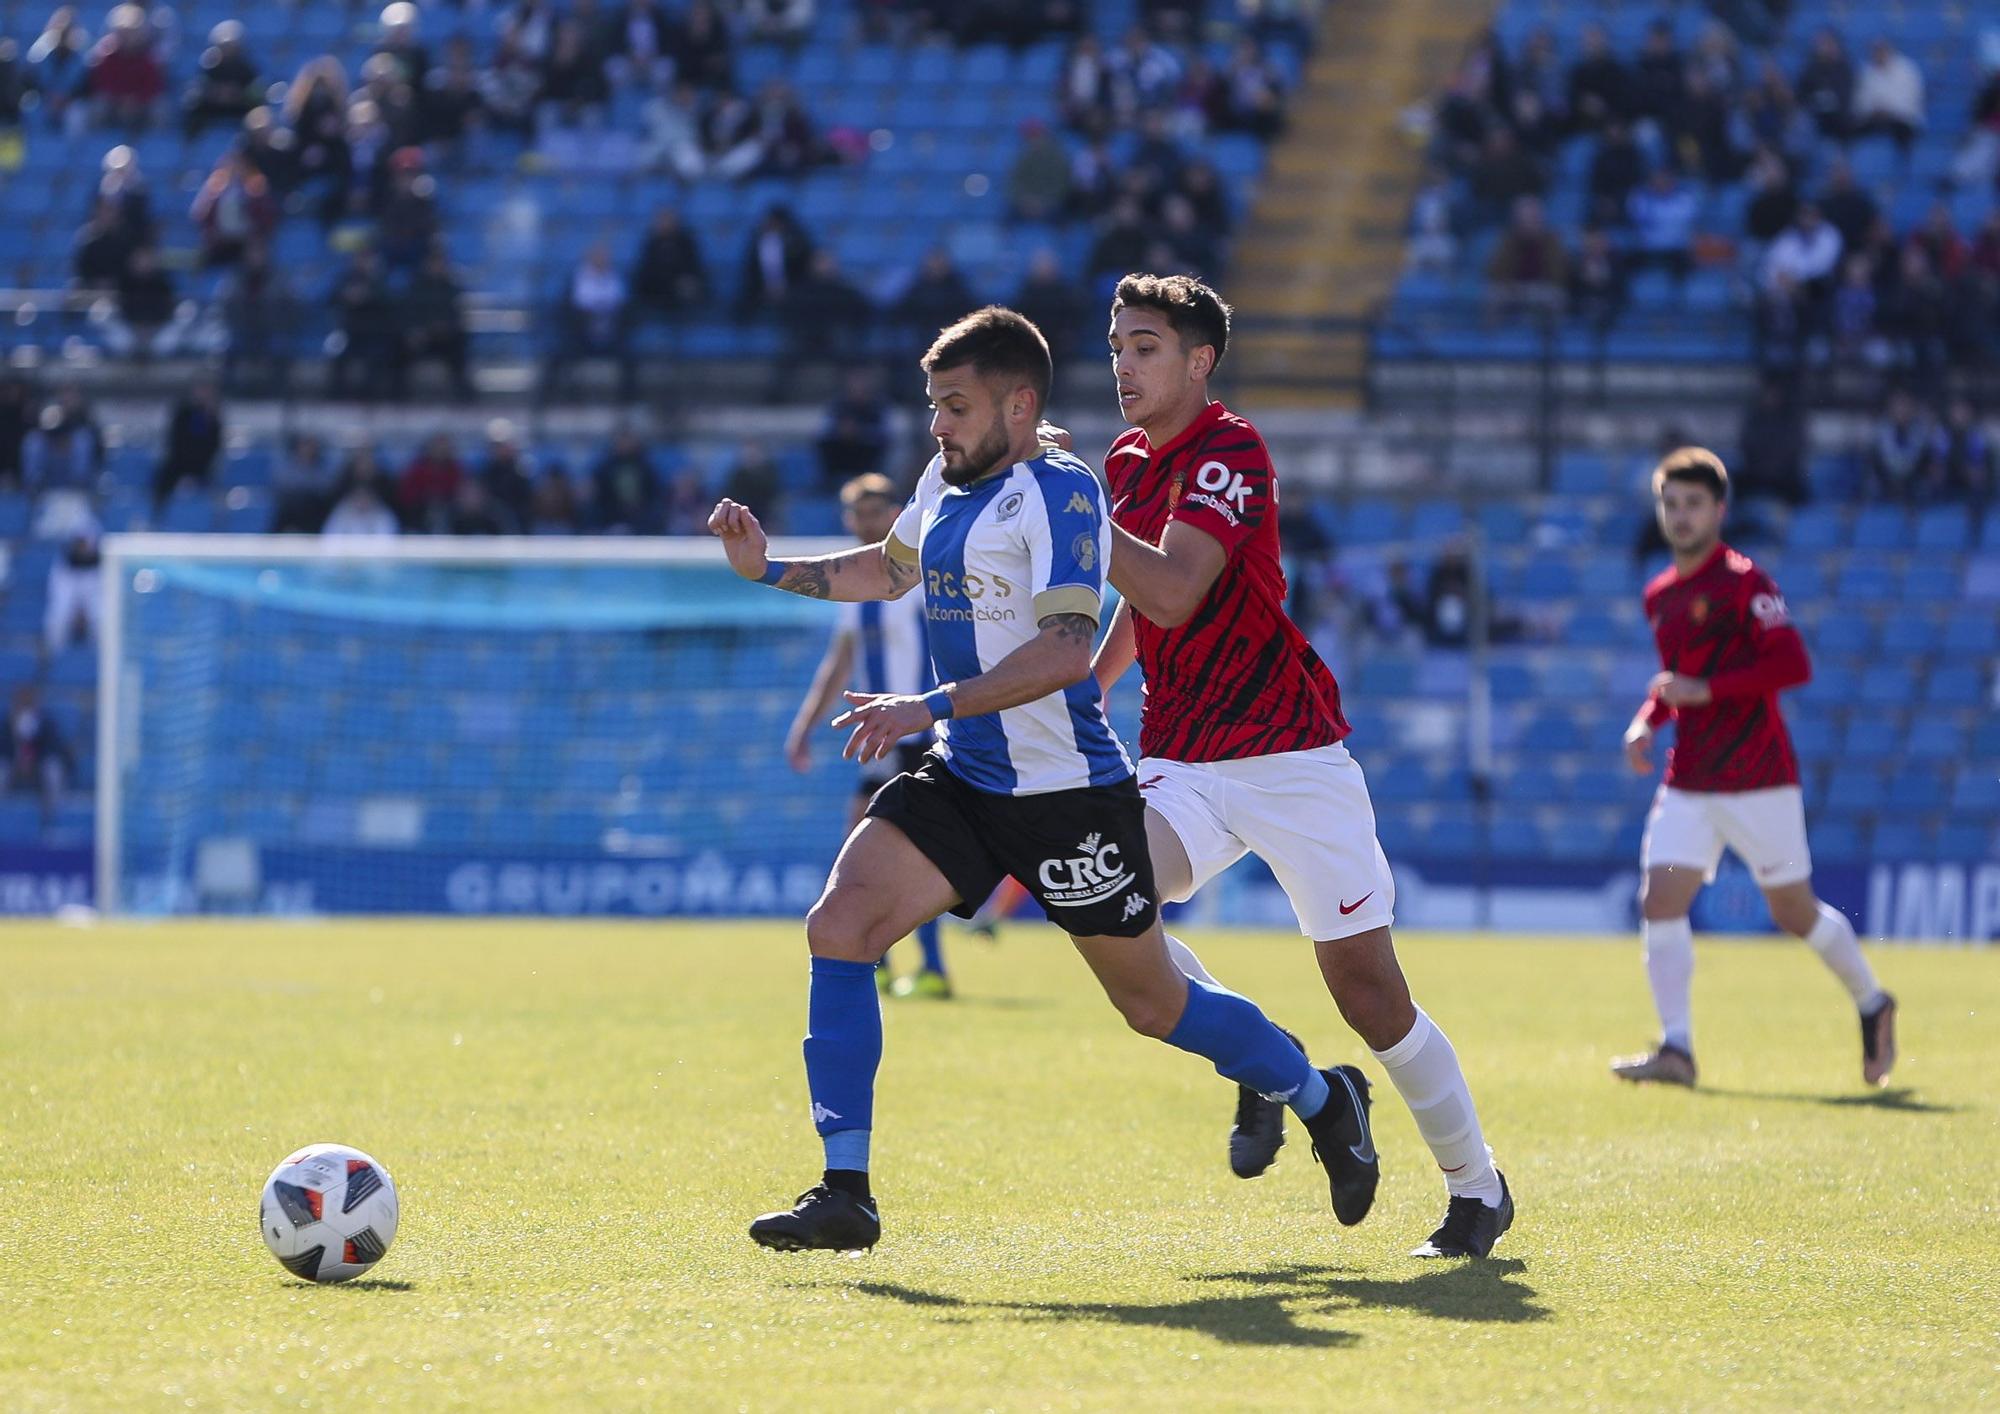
[1037,832,1135,906]
[1121,892,1150,921]
[996,491,1025,522]
[810,1103,842,1125]
[1065,491,1096,515]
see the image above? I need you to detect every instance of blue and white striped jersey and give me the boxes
[838,591,932,699]
[886,449,1133,796]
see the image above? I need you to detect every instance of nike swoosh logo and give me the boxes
[1334,1069,1376,1166]
[1338,893,1374,916]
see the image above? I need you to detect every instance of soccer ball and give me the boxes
[259,1143,400,1284]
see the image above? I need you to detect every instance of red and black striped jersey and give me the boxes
[1105,401,1350,763]
[1642,542,1808,792]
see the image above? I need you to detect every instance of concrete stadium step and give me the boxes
[1231,0,1493,410]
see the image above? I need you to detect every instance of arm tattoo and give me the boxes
[775,560,833,599]
[886,555,919,592]
[1040,612,1098,646]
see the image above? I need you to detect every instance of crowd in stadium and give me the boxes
[1415,13,2000,386]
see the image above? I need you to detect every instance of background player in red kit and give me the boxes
[1093,273,1512,1259]
[1616,449,1897,1088]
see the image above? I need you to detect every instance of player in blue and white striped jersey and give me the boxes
[786,473,950,998]
[712,307,1371,1254]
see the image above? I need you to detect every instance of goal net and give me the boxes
[97,535,869,916]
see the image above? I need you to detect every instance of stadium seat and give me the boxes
[1850,508,1909,551]
[1925,664,1987,707]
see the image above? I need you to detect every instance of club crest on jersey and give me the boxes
[996,491,1025,522]
[1690,596,1709,624]
[1037,833,1134,906]
[1072,533,1097,571]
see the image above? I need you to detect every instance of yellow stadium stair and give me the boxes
[1229,0,1495,408]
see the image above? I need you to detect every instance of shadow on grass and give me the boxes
[852,1257,1544,1349]
[328,1279,418,1292]
[1699,1086,1960,1114]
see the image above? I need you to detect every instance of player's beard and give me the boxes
[937,415,1012,487]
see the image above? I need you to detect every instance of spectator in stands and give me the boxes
[27,8,90,133]
[84,5,165,130]
[330,249,395,399]
[1111,24,1183,119]
[1814,155,1876,251]
[1404,166,1460,274]
[1585,119,1644,228]
[478,422,536,529]
[640,78,707,177]
[22,386,101,492]
[1485,196,1566,320]
[1878,246,1951,393]
[1754,269,1809,370]
[1014,248,1086,356]
[1625,166,1699,286]
[73,197,134,289]
[1060,33,1115,136]
[501,0,557,65]
[629,209,708,323]
[421,35,488,151]
[1669,67,1738,184]
[722,441,783,522]
[1870,391,1937,502]
[182,20,258,135]
[895,247,976,344]
[537,16,611,131]
[1,685,73,825]
[1568,226,1626,333]
[590,428,663,534]
[673,0,735,92]
[1796,27,1854,140]
[783,249,873,368]
[0,39,30,150]
[375,2,430,88]
[1951,55,2000,190]
[551,241,634,400]
[98,145,154,241]
[399,433,465,532]
[1629,19,1686,126]
[0,377,32,490]
[322,480,401,538]
[271,432,334,532]
[151,377,223,512]
[1432,59,1493,171]
[1742,147,1798,244]
[1907,202,1969,282]
[448,478,513,535]
[1470,128,1545,227]
[747,80,825,178]
[816,368,891,488]
[102,244,194,359]
[1852,37,1925,157]
[1067,135,1118,219]
[1738,58,1814,160]
[1736,376,1809,505]
[1008,120,1072,223]
[376,147,439,270]
[1088,197,1150,284]
[1177,157,1231,232]
[402,245,473,401]
[1830,253,1881,365]
[737,204,812,318]
[1933,397,1995,506]
[1157,192,1220,279]
[1566,23,1627,133]
[1762,202,1842,298]
[1420,546,1475,648]
[190,151,277,269]
[43,515,100,653]
[1220,37,1286,139]
[529,465,580,533]
[358,51,424,149]
[218,240,292,394]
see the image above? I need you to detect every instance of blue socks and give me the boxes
[916,918,945,975]
[1164,975,1322,1113]
[803,956,880,1176]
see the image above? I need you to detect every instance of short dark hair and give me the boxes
[839,472,898,508]
[1653,446,1730,501]
[1110,272,1232,370]
[920,306,1052,411]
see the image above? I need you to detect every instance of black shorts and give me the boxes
[856,741,934,798]
[866,752,1159,938]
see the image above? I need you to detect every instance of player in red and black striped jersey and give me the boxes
[1614,448,1896,1089]
[1091,273,1511,1257]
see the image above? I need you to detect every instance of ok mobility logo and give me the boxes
[926,567,1018,623]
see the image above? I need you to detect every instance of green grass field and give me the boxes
[3,920,1997,1412]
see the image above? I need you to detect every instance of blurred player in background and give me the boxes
[1093,274,1512,1259]
[714,308,1372,1253]
[1617,449,1897,1088]
[785,473,952,999]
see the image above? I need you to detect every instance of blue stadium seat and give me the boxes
[1785,507,1846,551]
[1825,765,1886,813]
[1876,616,1939,656]
[1925,664,1986,707]
[1869,819,1931,858]
[1809,818,1866,862]
[1901,562,1961,602]
[1936,822,1994,861]
[1913,508,1973,552]
[1850,508,1909,551]
[1942,610,1999,656]
[1904,717,1970,762]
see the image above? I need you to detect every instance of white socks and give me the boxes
[1642,916,1696,1054]
[1372,1009,1502,1206]
[1163,933,1220,987]
[1803,902,1885,1011]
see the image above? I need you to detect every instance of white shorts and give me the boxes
[1137,741,1396,941]
[1640,784,1813,888]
